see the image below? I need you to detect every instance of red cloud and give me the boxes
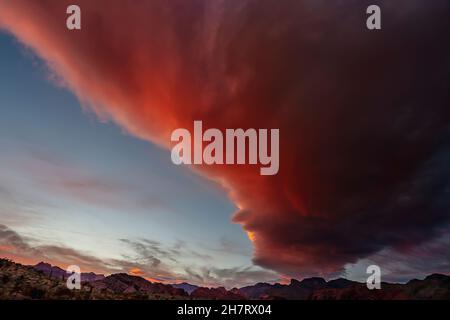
[1,0,449,278]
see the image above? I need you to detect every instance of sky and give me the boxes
[0,31,279,287]
[0,0,450,286]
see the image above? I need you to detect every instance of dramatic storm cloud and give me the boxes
[1,0,449,277]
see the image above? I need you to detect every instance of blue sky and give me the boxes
[0,32,276,286]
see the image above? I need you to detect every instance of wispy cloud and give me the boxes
[1,146,168,213]
[0,224,276,287]
[0,224,107,272]
[183,266,280,288]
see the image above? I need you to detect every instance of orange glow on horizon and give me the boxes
[129,268,144,276]
[144,277,163,283]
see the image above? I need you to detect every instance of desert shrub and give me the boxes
[30,288,46,299]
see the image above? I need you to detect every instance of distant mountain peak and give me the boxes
[1,258,447,300]
[297,277,327,288]
[425,273,449,281]
[35,261,50,267]
[33,261,104,282]
[171,282,199,295]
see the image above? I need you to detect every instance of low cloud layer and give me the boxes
[0,0,449,278]
[0,224,108,273]
[0,224,275,287]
